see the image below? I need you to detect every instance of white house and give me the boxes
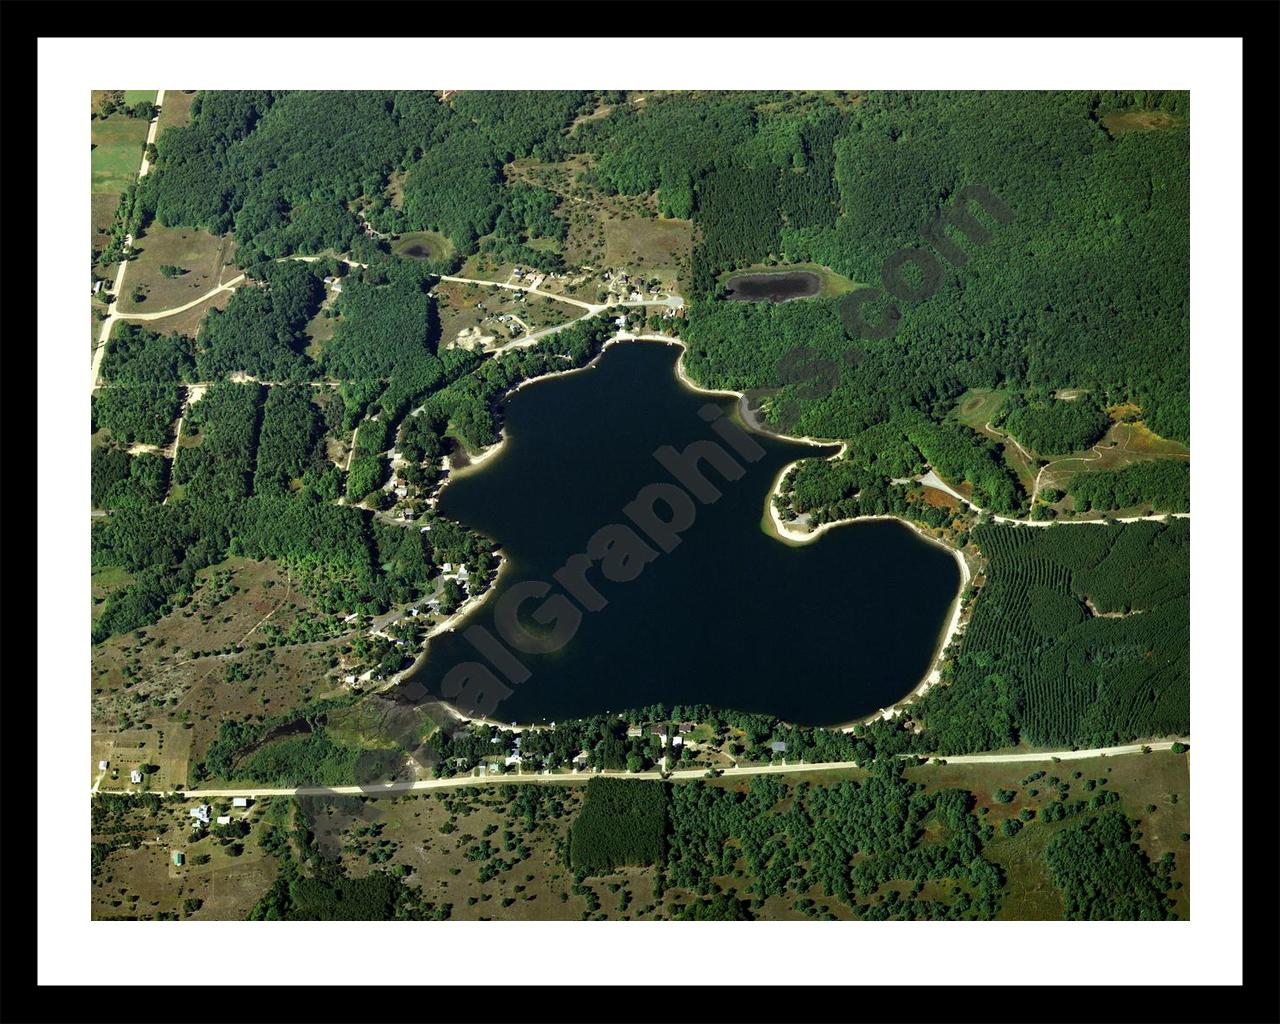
[189,804,211,825]
[216,815,232,826]
[130,769,144,784]
[98,760,109,771]
[232,797,250,809]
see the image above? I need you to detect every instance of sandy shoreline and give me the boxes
[409,332,974,733]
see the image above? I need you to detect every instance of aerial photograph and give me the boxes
[87,87,1192,924]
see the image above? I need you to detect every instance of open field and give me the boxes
[946,390,1189,508]
[504,153,662,275]
[1038,419,1190,507]
[91,557,356,776]
[92,795,278,920]
[314,785,599,920]
[92,566,135,623]
[156,90,197,137]
[603,214,693,292]
[135,287,236,338]
[92,726,193,796]
[1101,110,1184,136]
[91,115,148,194]
[949,388,1011,432]
[114,226,238,313]
[906,750,1190,919]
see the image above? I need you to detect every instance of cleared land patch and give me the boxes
[91,115,148,194]
[156,90,197,137]
[91,557,356,777]
[603,214,693,292]
[114,226,238,313]
[907,750,1189,920]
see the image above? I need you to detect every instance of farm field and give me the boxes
[114,226,238,313]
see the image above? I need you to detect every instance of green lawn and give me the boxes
[123,90,158,105]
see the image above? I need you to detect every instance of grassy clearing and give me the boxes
[156,90,197,137]
[91,116,148,194]
[603,214,693,292]
[92,726,193,795]
[1039,420,1190,501]
[906,750,1190,919]
[92,565,135,622]
[1101,110,1184,136]
[312,784,599,921]
[949,388,1011,432]
[114,226,238,313]
[947,388,1037,492]
[123,90,156,105]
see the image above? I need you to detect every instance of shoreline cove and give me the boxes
[399,331,971,733]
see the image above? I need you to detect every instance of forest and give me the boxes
[663,760,1003,920]
[913,520,1190,753]
[568,777,667,873]
[997,393,1111,456]
[1069,460,1190,513]
[1044,810,1177,919]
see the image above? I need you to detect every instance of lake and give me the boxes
[402,341,959,726]
[723,270,822,303]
